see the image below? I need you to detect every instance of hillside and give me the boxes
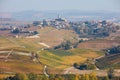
[37,27,79,47]
[95,53,120,69]
[41,49,103,69]
[77,39,120,51]
[0,27,109,74]
[0,36,44,52]
[0,53,44,73]
[0,49,103,74]
[107,30,120,40]
[0,27,79,52]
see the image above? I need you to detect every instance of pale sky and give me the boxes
[0,0,120,12]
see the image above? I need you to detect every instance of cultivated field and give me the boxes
[37,27,79,47]
[0,27,79,51]
[96,53,120,69]
[77,39,120,51]
[0,49,102,74]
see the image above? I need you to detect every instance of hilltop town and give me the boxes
[0,15,120,39]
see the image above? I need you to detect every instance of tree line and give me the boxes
[1,70,120,80]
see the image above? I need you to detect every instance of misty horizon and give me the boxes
[0,0,120,12]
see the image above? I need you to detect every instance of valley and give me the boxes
[0,17,120,79]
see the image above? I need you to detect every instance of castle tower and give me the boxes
[58,14,60,19]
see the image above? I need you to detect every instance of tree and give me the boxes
[11,28,20,34]
[75,74,80,80]
[15,73,28,80]
[49,74,55,80]
[42,76,49,80]
[104,76,109,80]
[89,72,98,80]
[85,74,89,80]
[108,68,114,80]
[28,73,37,80]
[54,40,71,50]
[73,63,80,69]
[33,31,39,35]
[80,75,85,80]
[64,40,71,50]
[57,76,65,80]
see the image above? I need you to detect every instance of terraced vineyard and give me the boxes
[0,53,44,73]
[37,49,103,69]
[96,53,120,69]
[0,49,103,74]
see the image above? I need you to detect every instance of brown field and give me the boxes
[77,39,120,51]
[0,54,44,73]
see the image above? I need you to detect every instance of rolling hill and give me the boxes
[0,27,79,52]
[0,48,103,74]
[0,27,103,76]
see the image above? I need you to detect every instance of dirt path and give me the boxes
[0,51,30,56]
[38,42,50,48]
[64,67,75,74]
[26,35,40,38]
[63,67,108,76]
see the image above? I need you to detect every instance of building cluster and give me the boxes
[32,16,120,38]
[11,26,38,36]
[70,20,120,38]
[33,15,69,29]
[0,16,120,38]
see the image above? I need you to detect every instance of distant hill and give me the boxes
[0,12,12,18]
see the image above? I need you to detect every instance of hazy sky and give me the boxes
[0,0,120,12]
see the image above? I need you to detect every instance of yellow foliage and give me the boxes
[63,55,86,65]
